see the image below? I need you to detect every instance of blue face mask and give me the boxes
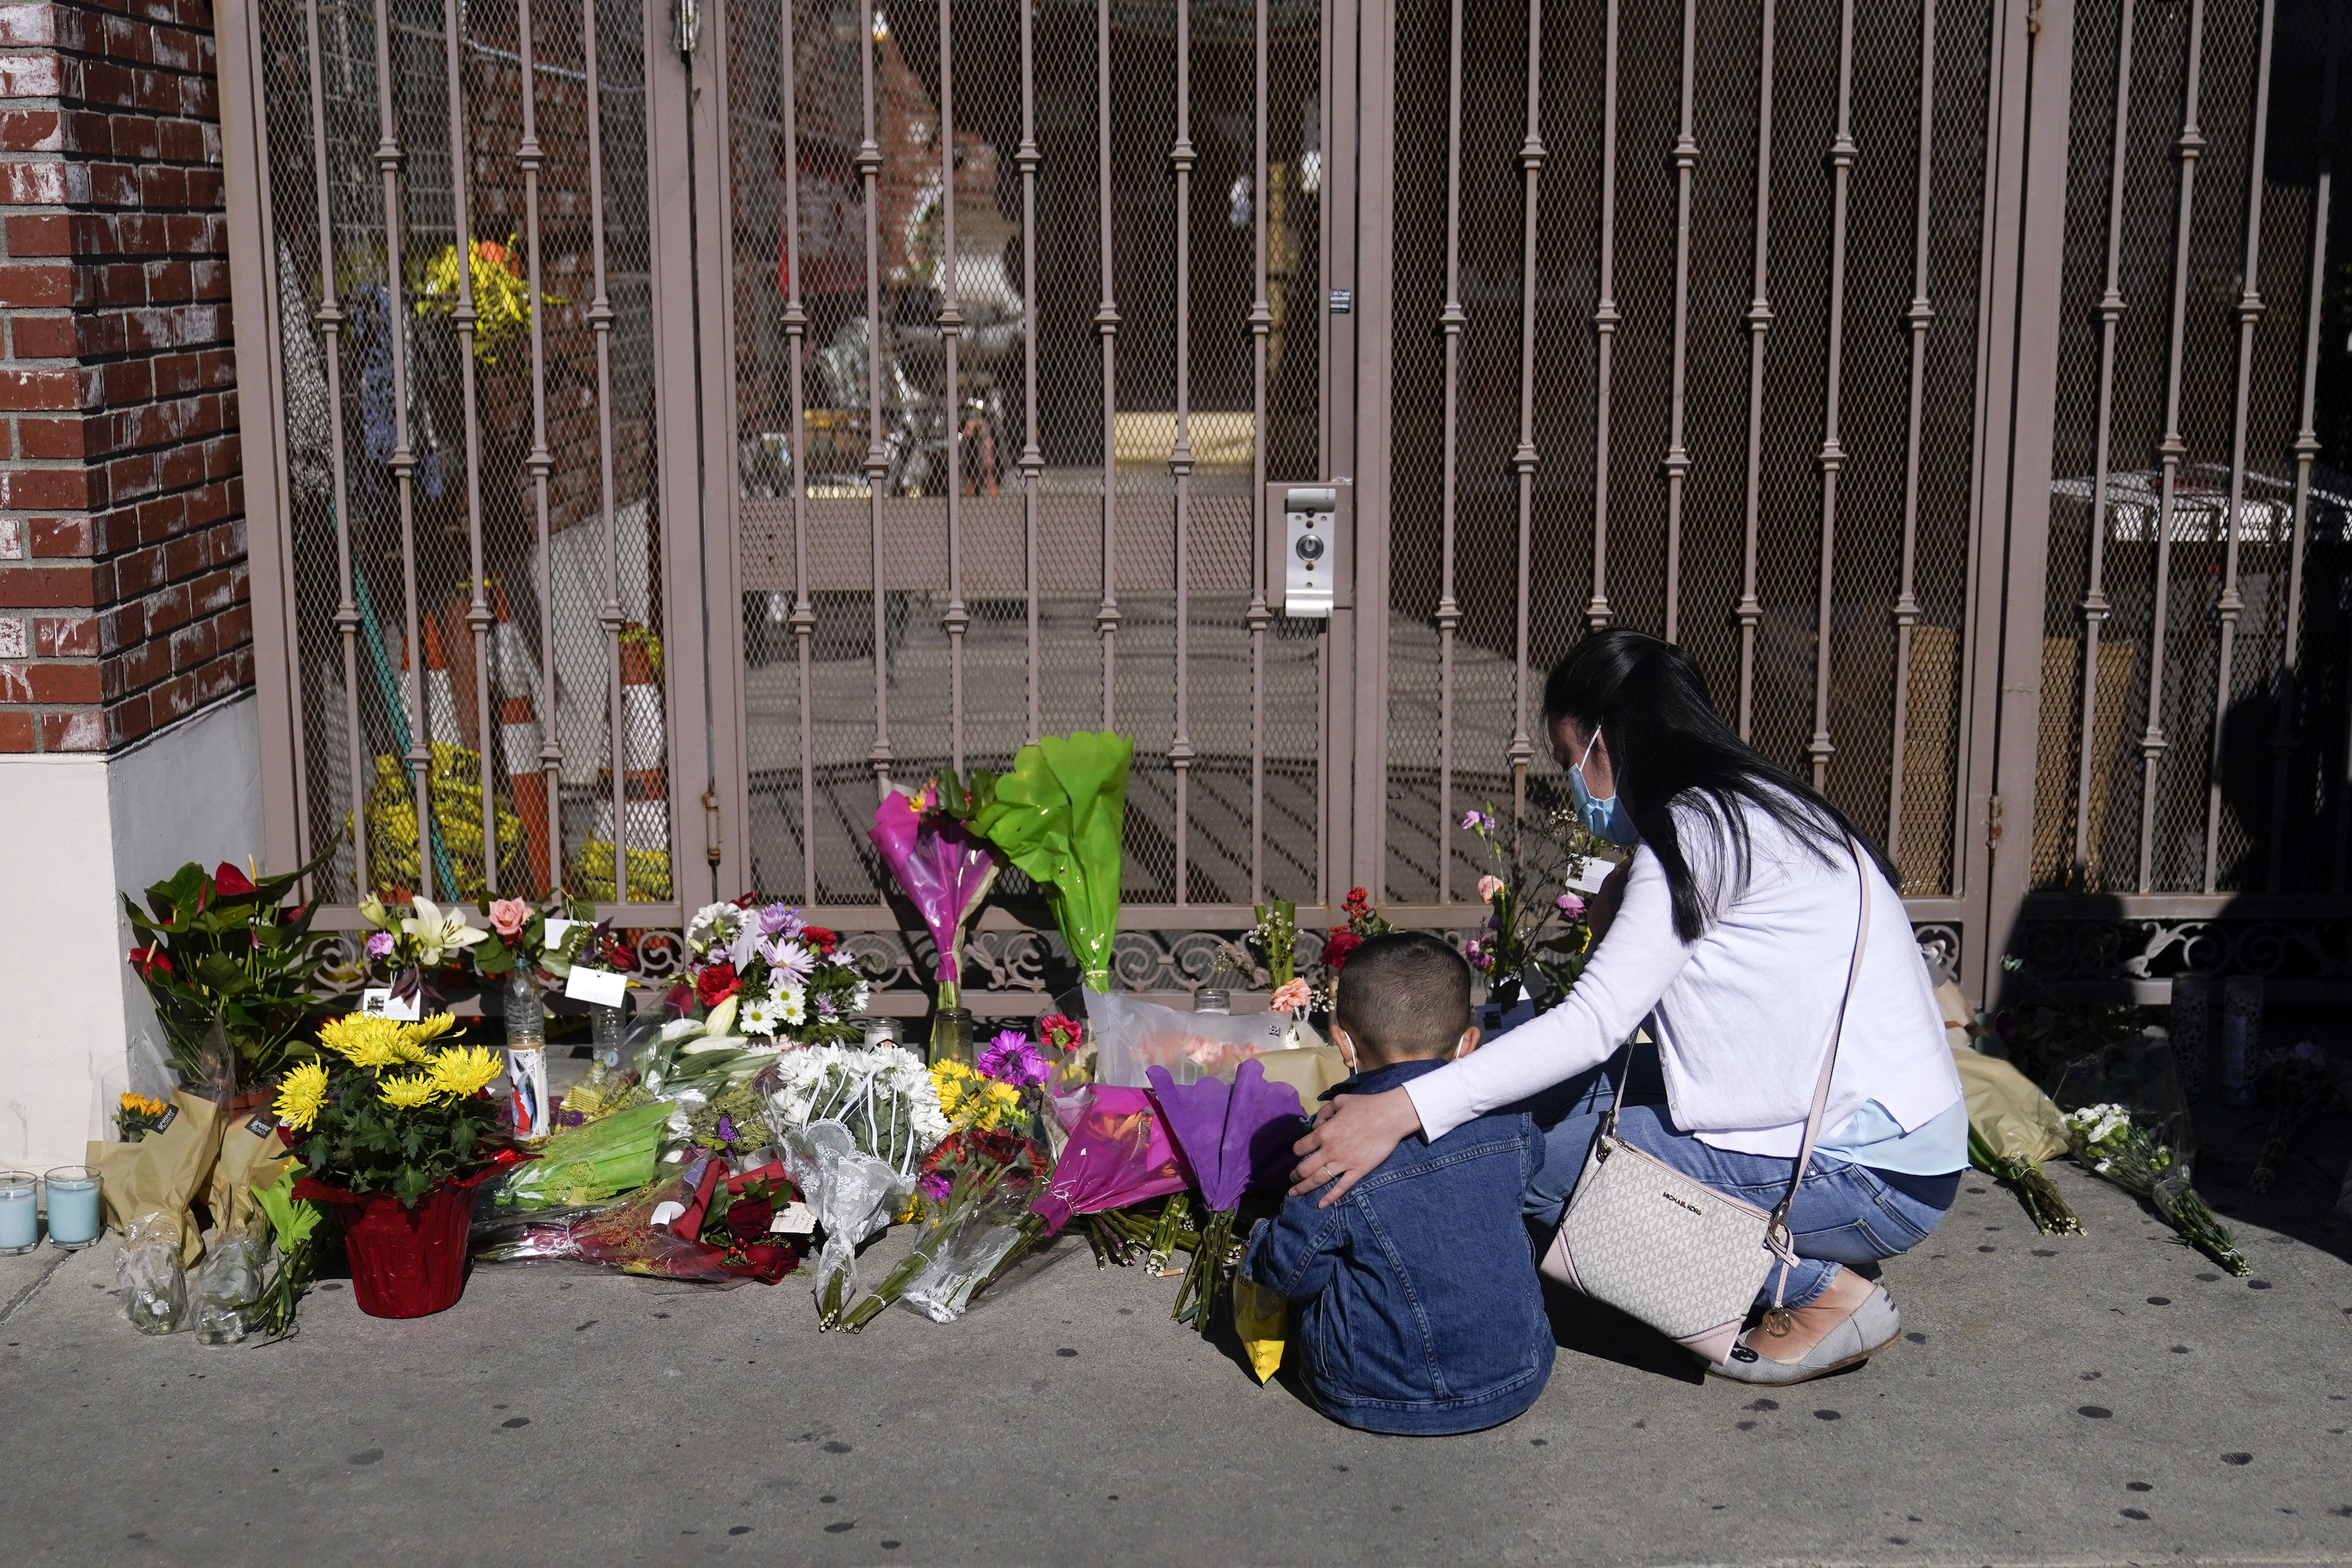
[1566,729,1639,847]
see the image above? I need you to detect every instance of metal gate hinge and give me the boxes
[1987,794,2004,848]
[673,0,701,59]
[701,783,722,868]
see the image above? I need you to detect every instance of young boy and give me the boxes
[1242,932,1554,1434]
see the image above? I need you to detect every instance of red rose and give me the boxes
[695,962,742,1007]
[212,862,257,898]
[127,945,173,980]
[1322,930,1363,971]
[801,926,838,956]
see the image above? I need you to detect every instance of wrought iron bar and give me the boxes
[2135,0,2207,894]
[1018,0,1042,745]
[520,0,561,894]
[1585,0,1619,633]
[585,0,625,902]
[1735,0,1779,741]
[1886,0,1940,880]
[307,0,368,900]
[442,0,494,894]
[2202,0,2277,894]
[783,0,817,898]
[1170,0,1195,904]
[2072,0,2136,880]
[1509,0,1543,818]
[940,0,968,775]
[1806,0,1858,790]
[2281,10,2340,890]
[372,0,432,898]
[859,0,892,791]
[1662,0,1696,643]
[1095,0,1121,728]
[1248,0,1269,901]
[1436,0,1464,902]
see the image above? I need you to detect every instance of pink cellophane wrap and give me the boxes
[869,791,998,986]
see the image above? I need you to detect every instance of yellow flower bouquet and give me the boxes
[277,1015,510,1210]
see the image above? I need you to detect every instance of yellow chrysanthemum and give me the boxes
[274,1061,330,1132]
[318,1014,409,1070]
[377,1074,438,1111]
[404,1013,458,1045]
[428,1045,503,1101]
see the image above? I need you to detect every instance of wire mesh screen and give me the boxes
[727,0,1323,911]
[259,0,667,907]
[1384,0,1994,904]
[2032,0,2347,896]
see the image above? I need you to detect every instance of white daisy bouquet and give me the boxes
[679,899,868,1046]
[2061,1101,2250,1276]
[763,1042,951,1325]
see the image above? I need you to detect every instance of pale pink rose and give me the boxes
[489,897,531,938]
[1269,978,1312,1015]
[1477,874,1506,904]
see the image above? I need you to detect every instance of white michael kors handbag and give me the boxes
[1540,840,1871,1365]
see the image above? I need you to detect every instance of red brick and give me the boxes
[161,533,202,580]
[167,617,213,671]
[98,358,149,404]
[108,692,150,747]
[28,515,92,556]
[0,562,101,607]
[16,413,83,459]
[41,709,106,750]
[5,212,70,255]
[0,8,59,47]
[142,579,190,632]
[24,660,101,702]
[97,601,143,652]
[109,635,166,691]
[34,615,97,657]
[188,566,233,614]
[0,466,90,509]
[10,311,75,356]
[110,542,162,594]
[0,51,63,98]
[0,664,27,703]
[0,262,73,308]
[213,602,250,652]
[0,108,62,151]
[0,709,32,750]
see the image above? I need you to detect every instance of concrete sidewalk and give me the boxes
[4,1113,2348,1568]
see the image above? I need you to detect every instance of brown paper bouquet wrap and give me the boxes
[86,1089,224,1265]
[208,1111,294,1244]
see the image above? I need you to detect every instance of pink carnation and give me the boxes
[1270,978,1312,1014]
[1477,874,1506,904]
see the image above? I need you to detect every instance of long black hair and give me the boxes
[1543,629,1900,942]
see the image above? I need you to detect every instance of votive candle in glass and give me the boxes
[43,1165,101,1249]
[0,1171,36,1253]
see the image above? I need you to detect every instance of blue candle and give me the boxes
[43,1167,101,1249]
[0,1174,35,1253]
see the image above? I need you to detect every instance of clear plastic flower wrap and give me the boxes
[192,1234,266,1344]
[471,1152,801,1285]
[779,1121,910,1325]
[899,1188,1037,1323]
[762,1043,949,1327]
[2054,1032,2248,1275]
[117,1214,187,1334]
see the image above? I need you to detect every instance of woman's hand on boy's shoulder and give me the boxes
[1288,1087,1424,1207]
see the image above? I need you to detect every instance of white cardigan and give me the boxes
[1405,794,1962,1158]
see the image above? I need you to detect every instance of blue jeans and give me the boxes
[1520,1048,1950,1311]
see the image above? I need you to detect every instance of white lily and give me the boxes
[401,896,487,967]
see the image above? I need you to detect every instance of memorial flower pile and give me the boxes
[1458,804,1603,1006]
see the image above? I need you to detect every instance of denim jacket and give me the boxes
[1242,1057,1553,1435]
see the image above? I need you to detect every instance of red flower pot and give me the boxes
[297,1167,496,1318]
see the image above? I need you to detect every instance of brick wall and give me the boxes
[0,0,245,755]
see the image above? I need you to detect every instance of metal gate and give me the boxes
[224,0,2351,1007]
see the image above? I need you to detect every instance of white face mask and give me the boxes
[1335,1027,1476,1073]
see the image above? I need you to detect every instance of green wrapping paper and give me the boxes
[968,732,1133,991]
